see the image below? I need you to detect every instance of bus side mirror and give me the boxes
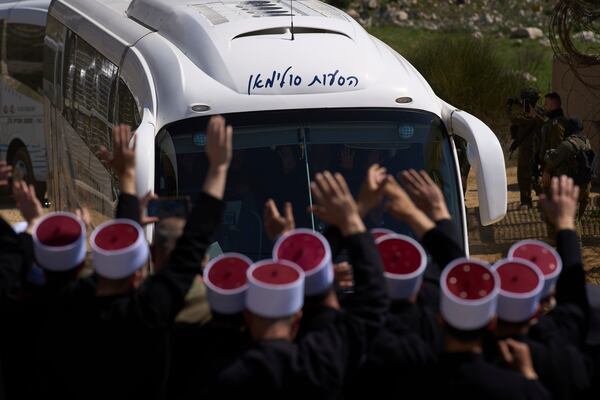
[133,108,156,239]
[451,110,507,225]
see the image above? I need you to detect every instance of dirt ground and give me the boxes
[466,166,600,284]
[2,167,599,282]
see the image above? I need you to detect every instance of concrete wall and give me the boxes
[553,59,600,167]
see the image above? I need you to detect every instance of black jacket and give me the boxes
[212,230,387,399]
[427,352,551,400]
[530,230,589,347]
[39,192,224,400]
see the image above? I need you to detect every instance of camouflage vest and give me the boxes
[564,134,594,185]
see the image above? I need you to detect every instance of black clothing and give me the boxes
[427,352,552,400]
[213,230,387,399]
[39,192,224,400]
[530,230,589,347]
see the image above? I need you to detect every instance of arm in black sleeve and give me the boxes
[17,232,34,283]
[421,220,465,272]
[115,193,141,223]
[0,218,27,303]
[342,232,389,329]
[434,218,459,239]
[134,192,225,325]
[553,229,589,344]
[323,226,344,259]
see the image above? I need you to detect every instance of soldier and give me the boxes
[533,92,570,185]
[543,118,594,219]
[508,88,543,208]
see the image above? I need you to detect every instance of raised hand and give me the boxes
[384,176,418,222]
[384,176,434,239]
[263,199,295,241]
[98,125,136,194]
[0,161,12,187]
[74,207,92,233]
[202,116,232,200]
[310,171,365,236]
[139,191,160,226]
[334,261,354,290]
[539,175,579,231]
[13,180,43,226]
[498,338,538,380]
[206,116,232,170]
[357,164,387,218]
[399,169,450,221]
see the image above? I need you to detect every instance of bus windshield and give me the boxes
[156,108,463,260]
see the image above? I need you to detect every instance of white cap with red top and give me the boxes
[204,253,252,314]
[90,219,149,279]
[441,258,500,330]
[246,259,305,318]
[508,240,562,299]
[371,228,396,241]
[492,258,544,323]
[273,228,333,296]
[376,233,427,300]
[32,212,87,271]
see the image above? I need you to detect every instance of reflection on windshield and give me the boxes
[156,109,461,260]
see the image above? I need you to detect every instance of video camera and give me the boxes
[507,88,541,115]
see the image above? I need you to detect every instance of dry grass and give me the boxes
[466,166,600,284]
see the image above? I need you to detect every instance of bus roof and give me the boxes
[54,0,447,128]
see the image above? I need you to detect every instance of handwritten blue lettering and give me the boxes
[247,67,360,95]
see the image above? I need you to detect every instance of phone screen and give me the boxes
[147,197,191,219]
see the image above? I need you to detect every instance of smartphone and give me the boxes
[147,197,191,219]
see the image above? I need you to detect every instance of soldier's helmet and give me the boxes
[566,117,584,136]
[519,87,540,105]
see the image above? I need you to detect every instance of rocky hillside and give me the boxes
[332,0,598,42]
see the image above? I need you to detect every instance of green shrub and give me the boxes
[405,34,537,143]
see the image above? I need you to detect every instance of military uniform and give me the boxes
[507,88,543,203]
[509,111,542,207]
[545,133,592,218]
[535,109,569,176]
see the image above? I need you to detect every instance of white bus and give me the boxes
[44,0,507,259]
[0,0,49,198]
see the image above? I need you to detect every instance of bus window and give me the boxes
[58,32,119,215]
[5,22,44,94]
[117,78,141,130]
[155,109,464,260]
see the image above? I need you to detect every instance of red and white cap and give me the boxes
[32,212,87,271]
[371,228,396,241]
[508,240,562,298]
[376,234,427,300]
[492,258,544,323]
[90,219,149,279]
[246,259,305,318]
[441,258,500,330]
[273,228,333,296]
[203,253,252,315]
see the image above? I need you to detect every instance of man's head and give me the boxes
[90,219,150,293]
[508,240,562,305]
[151,217,186,272]
[376,233,427,304]
[440,258,500,346]
[204,253,252,315]
[566,117,584,137]
[244,309,303,341]
[32,212,87,277]
[245,259,305,341]
[273,229,334,297]
[543,92,562,114]
[492,258,545,337]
